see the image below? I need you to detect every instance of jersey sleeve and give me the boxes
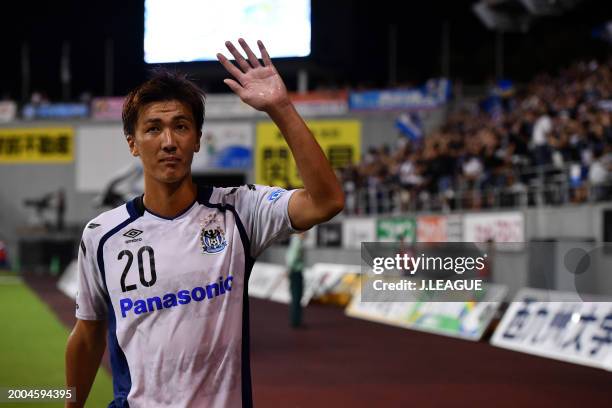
[227,185,302,258]
[75,227,108,320]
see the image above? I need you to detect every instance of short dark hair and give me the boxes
[122,69,205,137]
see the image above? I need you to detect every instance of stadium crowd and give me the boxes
[341,58,612,214]
[4,57,611,216]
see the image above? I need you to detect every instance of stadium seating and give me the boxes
[341,58,612,214]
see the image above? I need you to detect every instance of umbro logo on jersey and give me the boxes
[123,229,143,238]
[123,228,143,244]
[87,222,101,229]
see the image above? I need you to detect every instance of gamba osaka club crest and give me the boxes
[198,213,228,254]
[200,226,228,254]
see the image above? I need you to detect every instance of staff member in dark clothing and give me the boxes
[286,232,306,328]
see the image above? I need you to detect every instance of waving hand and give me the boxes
[217,38,345,230]
[217,39,289,113]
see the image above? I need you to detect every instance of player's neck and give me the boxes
[142,175,197,219]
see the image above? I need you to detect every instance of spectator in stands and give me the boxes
[341,165,359,215]
[460,135,485,208]
[30,91,49,105]
[589,147,612,200]
[397,152,424,210]
[531,106,553,166]
[499,171,527,207]
[338,57,612,212]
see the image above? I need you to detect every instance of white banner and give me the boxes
[290,91,348,117]
[345,289,410,327]
[345,282,508,341]
[303,226,317,249]
[491,288,612,370]
[57,259,78,300]
[342,217,376,249]
[447,215,462,242]
[267,267,322,307]
[204,94,263,119]
[0,101,17,123]
[76,124,137,193]
[463,212,524,243]
[309,263,360,298]
[294,100,348,117]
[248,262,285,299]
[191,122,253,170]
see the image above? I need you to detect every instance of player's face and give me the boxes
[129,100,201,185]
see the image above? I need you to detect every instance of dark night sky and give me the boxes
[0,0,610,101]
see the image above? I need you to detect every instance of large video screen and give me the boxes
[144,0,311,63]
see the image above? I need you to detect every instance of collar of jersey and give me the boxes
[138,195,198,221]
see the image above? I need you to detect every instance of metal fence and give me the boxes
[343,163,612,215]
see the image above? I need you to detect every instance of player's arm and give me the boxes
[217,39,344,230]
[65,319,107,408]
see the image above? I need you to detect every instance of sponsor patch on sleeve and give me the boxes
[267,188,286,202]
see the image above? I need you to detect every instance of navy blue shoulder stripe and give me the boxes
[95,199,143,408]
[197,185,256,407]
[96,199,143,298]
[139,195,198,220]
[197,185,213,206]
[131,195,145,217]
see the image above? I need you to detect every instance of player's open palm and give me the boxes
[217,39,289,112]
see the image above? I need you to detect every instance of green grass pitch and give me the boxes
[0,272,113,407]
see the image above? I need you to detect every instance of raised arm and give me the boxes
[217,39,344,230]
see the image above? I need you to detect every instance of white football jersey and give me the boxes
[76,184,297,407]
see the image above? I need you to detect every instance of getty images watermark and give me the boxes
[371,251,487,291]
[360,241,612,302]
[361,242,491,302]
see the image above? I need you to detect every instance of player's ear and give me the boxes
[194,130,202,153]
[127,135,139,157]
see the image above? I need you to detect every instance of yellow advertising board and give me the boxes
[255,120,361,188]
[0,128,74,163]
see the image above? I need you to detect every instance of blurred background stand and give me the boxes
[18,189,77,276]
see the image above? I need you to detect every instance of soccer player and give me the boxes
[65,39,344,408]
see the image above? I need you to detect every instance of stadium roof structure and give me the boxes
[473,0,585,32]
